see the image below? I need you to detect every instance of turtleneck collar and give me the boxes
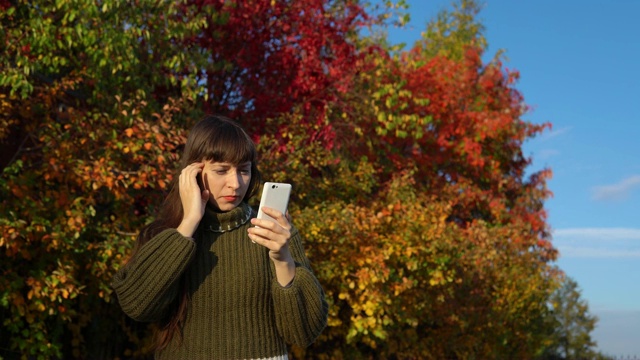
[202,202,253,233]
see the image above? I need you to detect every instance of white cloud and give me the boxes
[556,245,640,258]
[554,228,640,240]
[536,148,560,160]
[539,126,572,141]
[552,228,640,258]
[592,175,640,201]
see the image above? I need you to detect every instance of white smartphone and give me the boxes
[257,182,292,224]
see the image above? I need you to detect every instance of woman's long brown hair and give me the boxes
[130,115,261,351]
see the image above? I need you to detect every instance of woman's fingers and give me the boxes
[248,231,289,252]
[179,162,206,220]
[248,221,288,240]
[248,212,291,251]
[258,207,291,230]
[180,162,204,179]
[179,163,203,197]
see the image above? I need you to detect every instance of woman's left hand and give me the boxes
[248,207,296,286]
[247,207,293,262]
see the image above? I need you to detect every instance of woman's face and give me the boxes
[201,161,252,212]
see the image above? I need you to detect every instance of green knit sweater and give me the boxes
[112,202,328,359]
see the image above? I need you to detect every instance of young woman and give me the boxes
[112,115,328,359]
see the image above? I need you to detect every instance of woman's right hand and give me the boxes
[176,162,209,237]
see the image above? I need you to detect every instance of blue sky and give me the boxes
[383,0,640,356]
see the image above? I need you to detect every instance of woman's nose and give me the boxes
[227,171,241,188]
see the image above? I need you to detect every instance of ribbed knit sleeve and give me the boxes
[271,227,329,347]
[112,229,196,322]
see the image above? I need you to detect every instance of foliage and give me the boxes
[1,0,364,358]
[259,0,561,358]
[0,0,206,356]
[0,0,587,358]
[255,1,560,357]
[538,277,606,360]
[419,0,487,60]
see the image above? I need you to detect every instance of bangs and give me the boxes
[203,125,256,165]
[185,116,257,166]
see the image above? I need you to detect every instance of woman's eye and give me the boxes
[240,169,251,175]
[215,170,227,175]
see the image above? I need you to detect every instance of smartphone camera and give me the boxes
[272,184,277,189]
